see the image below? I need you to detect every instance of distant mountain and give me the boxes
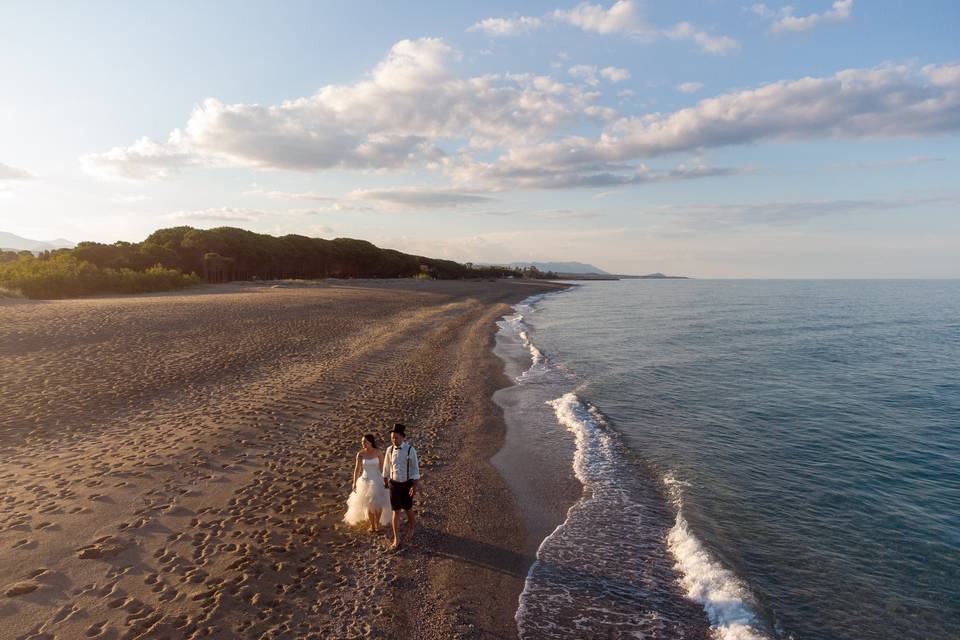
[508,261,609,274]
[0,231,75,252]
[558,271,691,281]
[619,272,690,279]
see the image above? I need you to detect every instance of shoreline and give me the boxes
[374,280,571,639]
[486,283,729,639]
[0,278,566,639]
[491,291,583,557]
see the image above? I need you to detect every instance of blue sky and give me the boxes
[1,0,958,276]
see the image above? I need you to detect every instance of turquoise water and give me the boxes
[510,280,960,639]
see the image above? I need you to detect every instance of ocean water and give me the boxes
[495,280,960,640]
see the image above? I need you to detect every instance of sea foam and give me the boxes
[497,304,546,376]
[503,293,771,639]
[664,474,771,640]
[516,392,720,638]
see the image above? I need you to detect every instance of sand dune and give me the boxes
[0,279,563,640]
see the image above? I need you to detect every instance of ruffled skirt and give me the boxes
[343,476,391,526]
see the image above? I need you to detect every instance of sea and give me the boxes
[492,279,960,640]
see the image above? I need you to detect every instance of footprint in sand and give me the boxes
[76,535,127,560]
[4,580,39,597]
[51,603,82,624]
[11,538,37,550]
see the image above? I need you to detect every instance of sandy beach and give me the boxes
[0,278,565,640]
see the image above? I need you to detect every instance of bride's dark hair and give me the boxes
[363,433,377,448]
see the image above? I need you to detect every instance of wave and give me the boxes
[516,392,664,638]
[664,474,772,640]
[502,292,772,639]
[497,301,546,375]
[516,392,718,638]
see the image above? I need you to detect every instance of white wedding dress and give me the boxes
[343,456,391,526]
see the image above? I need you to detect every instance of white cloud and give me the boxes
[468,16,543,37]
[242,188,337,202]
[449,62,960,190]
[607,63,960,155]
[472,2,737,54]
[282,207,346,216]
[166,207,266,222]
[0,162,36,197]
[592,189,623,199]
[553,0,651,36]
[83,38,602,181]
[267,223,337,239]
[375,226,627,265]
[530,209,606,220]
[343,187,496,210]
[0,162,35,180]
[664,21,740,54]
[81,42,960,199]
[463,209,521,217]
[754,0,854,33]
[243,185,496,212]
[109,194,151,203]
[677,81,704,93]
[451,152,740,191]
[554,1,739,54]
[646,194,958,231]
[569,64,600,86]
[82,136,201,180]
[600,66,631,83]
[309,225,336,237]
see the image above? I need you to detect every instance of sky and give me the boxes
[1,0,958,277]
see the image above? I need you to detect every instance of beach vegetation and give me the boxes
[0,226,554,299]
[0,253,201,299]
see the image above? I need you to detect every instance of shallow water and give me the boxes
[497,280,960,640]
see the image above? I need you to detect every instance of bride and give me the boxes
[343,434,391,532]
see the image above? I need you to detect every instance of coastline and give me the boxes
[489,286,717,639]
[490,292,583,556]
[372,279,569,640]
[0,278,566,640]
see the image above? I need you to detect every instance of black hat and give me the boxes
[390,423,406,436]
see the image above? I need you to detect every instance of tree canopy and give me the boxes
[1,226,545,299]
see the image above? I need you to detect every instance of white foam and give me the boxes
[524,392,774,640]
[498,297,549,378]
[548,392,608,484]
[664,473,771,640]
[502,289,776,638]
[516,392,613,637]
[515,519,567,635]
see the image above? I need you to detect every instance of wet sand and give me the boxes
[0,278,564,640]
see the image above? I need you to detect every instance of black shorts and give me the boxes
[389,480,414,511]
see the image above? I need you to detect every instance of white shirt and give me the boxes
[383,441,420,482]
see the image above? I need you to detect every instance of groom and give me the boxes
[382,423,420,550]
